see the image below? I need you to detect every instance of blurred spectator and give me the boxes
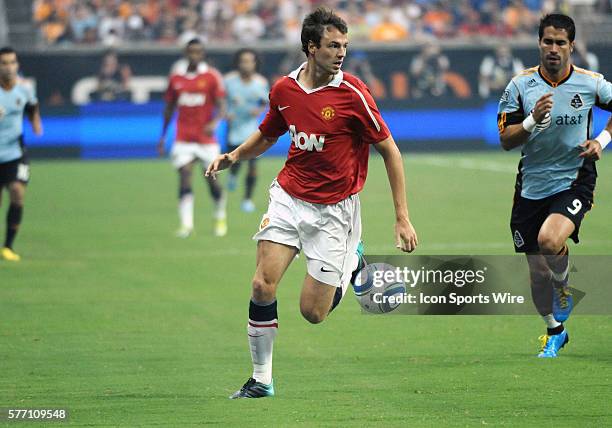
[409,42,449,98]
[92,51,132,102]
[31,0,611,46]
[572,40,599,72]
[344,51,386,98]
[479,45,524,98]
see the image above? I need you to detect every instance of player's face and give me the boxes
[539,26,574,75]
[311,26,348,75]
[238,52,257,76]
[185,44,204,66]
[0,52,19,82]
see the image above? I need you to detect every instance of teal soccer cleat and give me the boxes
[229,378,274,399]
[552,282,574,323]
[538,330,569,358]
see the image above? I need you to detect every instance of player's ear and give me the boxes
[308,40,317,56]
[570,41,575,53]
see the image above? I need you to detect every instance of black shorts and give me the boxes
[0,157,30,187]
[510,185,595,254]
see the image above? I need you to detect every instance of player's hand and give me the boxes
[579,139,603,160]
[205,153,236,179]
[533,93,553,123]
[157,137,165,157]
[395,218,418,253]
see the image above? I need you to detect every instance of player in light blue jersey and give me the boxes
[498,15,612,358]
[224,49,269,212]
[0,47,43,262]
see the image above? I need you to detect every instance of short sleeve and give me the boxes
[164,76,177,103]
[346,79,390,144]
[497,79,525,133]
[258,82,288,138]
[596,75,612,112]
[211,69,226,99]
[25,84,38,106]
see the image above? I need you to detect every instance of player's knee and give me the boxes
[251,276,276,302]
[299,303,327,324]
[537,233,563,255]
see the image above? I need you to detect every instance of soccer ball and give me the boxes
[352,263,406,314]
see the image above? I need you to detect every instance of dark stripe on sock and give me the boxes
[547,324,564,336]
[249,300,277,322]
[5,204,23,249]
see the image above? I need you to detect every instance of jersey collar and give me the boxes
[538,65,573,88]
[172,59,209,78]
[288,62,343,94]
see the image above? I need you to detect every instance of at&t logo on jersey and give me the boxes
[289,125,325,152]
[177,92,206,107]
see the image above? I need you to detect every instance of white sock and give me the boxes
[214,192,226,220]
[248,300,277,385]
[542,313,561,329]
[179,193,194,229]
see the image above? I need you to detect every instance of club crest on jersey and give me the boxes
[260,216,270,230]
[570,94,583,109]
[321,106,335,121]
[15,98,22,107]
[197,79,206,89]
[289,124,325,152]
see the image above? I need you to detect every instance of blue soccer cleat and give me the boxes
[229,377,274,399]
[552,283,574,323]
[350,241,367,287]
[538,330,569,358]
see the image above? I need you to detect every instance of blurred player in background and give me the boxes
[0,47,42,262]
[158,38,227,238]
[207,8,418,399]
[498,14,612,358]
[224,48,269,213]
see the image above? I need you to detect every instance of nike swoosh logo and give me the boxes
[320,266,334,273]
[278,105,290,111]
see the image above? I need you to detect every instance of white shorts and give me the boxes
[171,142,220,169]
[253,180,361,287]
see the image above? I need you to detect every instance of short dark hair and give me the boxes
[301,8,348,57]
[0,46,17,57]
[186,38,203,48]
[234,48,260,71]
[539,14,575,42]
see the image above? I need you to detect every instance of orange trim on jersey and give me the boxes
[539,65,573,88]
[519,66,538,76]
[573,67,601,79]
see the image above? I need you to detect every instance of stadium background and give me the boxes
[2,1,612,426]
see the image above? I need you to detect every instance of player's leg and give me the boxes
[176,160,196,238]
[230,240,297,399]
[2,180,26,261]
[201,144,227,236]
[241,158,257,213]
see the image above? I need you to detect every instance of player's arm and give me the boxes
[205,129,277,179]
[579,115,612,160]
[24,103,43,136]
[205,96,227,135]
[373,136,418,253]
[158,99,176,156]
[499,93,553,151]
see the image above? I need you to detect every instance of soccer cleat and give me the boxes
[350,241,367,287]
[538,330,569,358]
[552,283,574,323]
[229,377,274,399]
[1,247,21,262]
[214,218,227,237]
[241,199,255,213]
[227,174,237,192]
[175,226,193,239]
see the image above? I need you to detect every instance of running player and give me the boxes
[158,39,228,238]
[0,47,42,262]
[498,14,612,358]
[206,8,418,398]
[224,49,269,212]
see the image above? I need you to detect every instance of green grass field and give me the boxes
[1,152,611,427]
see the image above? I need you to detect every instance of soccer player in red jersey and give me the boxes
[158,39,228,238]
[206,8,418,399]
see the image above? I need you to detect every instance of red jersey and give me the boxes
[259,63,390,204]
[164,60,225,144]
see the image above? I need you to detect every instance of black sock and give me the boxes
[5,204,23,249]
[245,174,256,200]
[249,299,278,323]
[547,324,564,336]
